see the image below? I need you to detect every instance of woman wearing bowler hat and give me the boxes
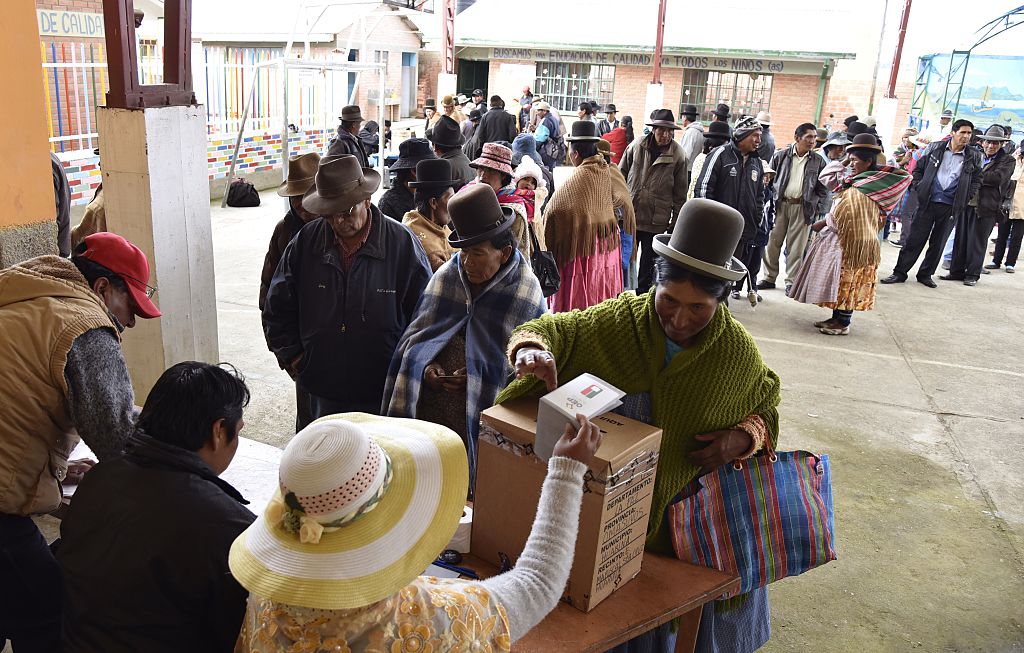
[384,184,547,488]
[401,158,458,271]
[791,133,911,335]
[377,138,436,221]
[501,198,782,652]
[544,120,635,312]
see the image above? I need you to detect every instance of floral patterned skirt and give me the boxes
[817,265,878,311]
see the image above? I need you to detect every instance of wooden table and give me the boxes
[463,553,738,653]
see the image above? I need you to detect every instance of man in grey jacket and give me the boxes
[678,104,704,169]
[759,123,828,293]
[620,109,689,293]
[327,105,369,167]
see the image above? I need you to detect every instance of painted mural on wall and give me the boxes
[914,54,1024,136]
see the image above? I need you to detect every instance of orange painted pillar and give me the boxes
[0,0,59,266]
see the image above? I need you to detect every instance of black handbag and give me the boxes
[226,178,261,207]
[526,221,560,297]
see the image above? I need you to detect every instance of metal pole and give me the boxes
[282,60,290,182]
[885,0,914,97]
[652,0,668,84]
[441,0,455,75]
[867,0,889,114]
[219,61,260,207]
[378,65,386,181]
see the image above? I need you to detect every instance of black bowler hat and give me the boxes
[424,98,436,110]
[712,103,731,119]
[566,120,601,142]
[705,120,731,142]
[427,115,466,148]
[447,184,516,248]
[605,103,617,113]
[647,109,681,130]
[681,104,698,118]
[846,120,869,140]
[389,138,436,171]
[652,198,747,281]
[408,158,457,189]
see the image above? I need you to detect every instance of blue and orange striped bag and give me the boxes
[668,444,836,598]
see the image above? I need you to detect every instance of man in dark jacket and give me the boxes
[58,361,255,653]
[378,138,436,220]
[620,109,689,293]
[694,116,765,291]
[326,105,369,167]
[942,125,1015,285]
[259,151,320,431]
[883,119,981,287]
[429,115,474,190]
[760,122,828,293]
[263,155,431,419]
[475,95,517,151]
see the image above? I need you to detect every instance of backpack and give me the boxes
[539,119,567,165]
[226,178,260,207]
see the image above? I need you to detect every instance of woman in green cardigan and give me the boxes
[496,198,782,653]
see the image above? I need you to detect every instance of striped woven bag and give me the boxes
[668,443,836,598]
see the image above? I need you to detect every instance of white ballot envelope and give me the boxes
[534,373,625,461]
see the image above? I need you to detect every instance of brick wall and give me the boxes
[416,49,441,114]
[822,77,916,145]
[766,73,825,146]
[340,14,421,121]
[38,0,103,13]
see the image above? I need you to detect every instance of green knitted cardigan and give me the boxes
[495,290,781,554]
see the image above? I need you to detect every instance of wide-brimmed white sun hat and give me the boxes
[229,414,468,610]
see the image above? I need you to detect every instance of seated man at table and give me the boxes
[57,361,256,653]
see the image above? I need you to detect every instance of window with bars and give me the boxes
[679,70,773,123]
[534,62,615,114]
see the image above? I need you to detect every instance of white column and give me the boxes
[437,72,458,100]
[97,105,219,402]
[644,83,665,125]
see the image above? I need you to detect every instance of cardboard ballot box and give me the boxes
[472,397,662,612]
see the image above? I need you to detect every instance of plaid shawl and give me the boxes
[844,165,911,213]
[382,250,546,486]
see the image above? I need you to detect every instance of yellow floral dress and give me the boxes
[235,577,511,653]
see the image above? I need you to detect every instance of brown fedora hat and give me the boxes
[447,184,515,248]
[301,155,381,215]
[651,198,747,281]
[276,152,321,197]
[338,105,363,122]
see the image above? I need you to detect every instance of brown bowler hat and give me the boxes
[447,184,515,248]
[301,155,381,215]
[845,133,883,153]
[652,198,747,281]
[276,152,321,197]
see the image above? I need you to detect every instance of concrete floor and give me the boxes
[213,191,1024,652]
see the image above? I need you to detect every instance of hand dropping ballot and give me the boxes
[534,373,625,460]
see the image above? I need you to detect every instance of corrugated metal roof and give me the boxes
[455,0,859,60]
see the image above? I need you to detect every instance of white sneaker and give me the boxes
[1007,266,1015,274]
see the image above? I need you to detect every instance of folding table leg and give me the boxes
[673,606,703,653]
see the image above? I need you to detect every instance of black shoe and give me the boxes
[785,283,793,296]
[939,274,964,281]
[889,239,903,248]
[880,274,906,284]
[917,276,938,288]
[964,278,978,286]
[756,280,776,290]
[984,262,1001,270]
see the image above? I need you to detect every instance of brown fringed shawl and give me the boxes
[543,154,637,267]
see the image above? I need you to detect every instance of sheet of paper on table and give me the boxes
[66,437,283,515]
[534,373,625,461]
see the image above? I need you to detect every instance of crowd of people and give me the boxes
[2,87,1020,653]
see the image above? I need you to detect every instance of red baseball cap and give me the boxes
[79,233,162,319]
